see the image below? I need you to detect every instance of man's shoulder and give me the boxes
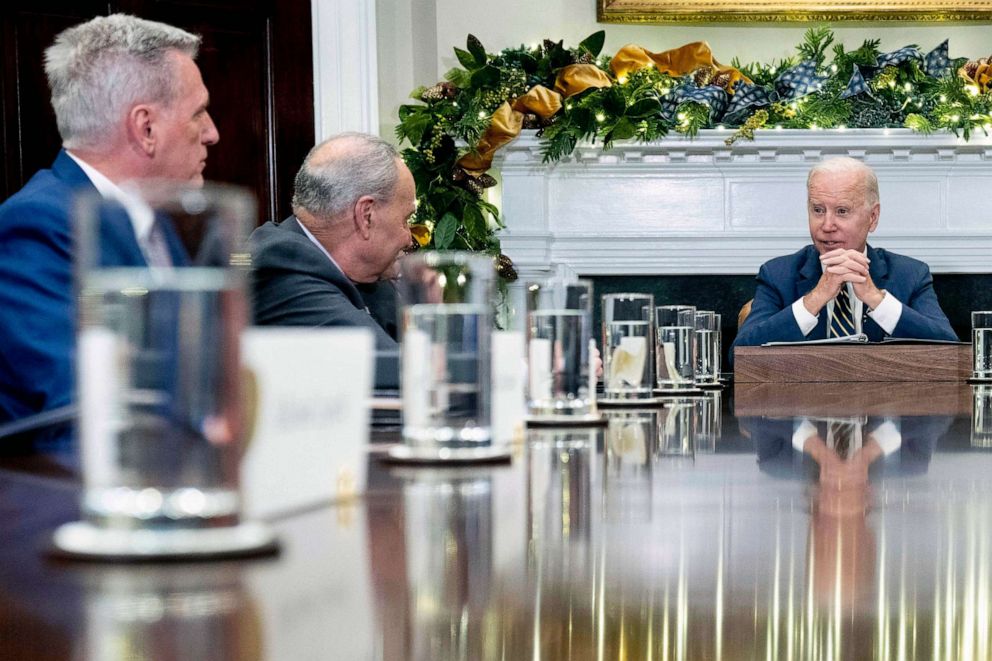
[0,154,91,231]
[760,245,818,273]
[870,246,930,274]
[250,218,314,259]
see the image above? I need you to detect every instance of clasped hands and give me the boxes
[803,434,884,516]
[803,248,885,316]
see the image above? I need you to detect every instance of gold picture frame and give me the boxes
[598,0,992,23]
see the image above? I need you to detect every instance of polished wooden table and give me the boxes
[3,383,991,659]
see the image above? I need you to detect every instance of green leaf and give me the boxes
[609,117,636,141]
[627,98,662,118]
[455,47,477,71]
[471,64,501,89]
[579,31,606,57]
[463,204,487,242]
[466,34,487,67]
[434,212,458,249]
[602,87,625,116]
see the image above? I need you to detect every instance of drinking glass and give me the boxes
[526,279,596,420]
[973,386,992,448]
[396,252,496,456]
[654,305,696,392]
[693,390,722,453]
[972,312,992,381]
[602,293,655,401]
[58,181,276,559]
[694,310,721,386]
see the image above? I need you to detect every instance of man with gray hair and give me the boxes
[0,14,219,428]
[250,132,415,387]
[733,156,956,349]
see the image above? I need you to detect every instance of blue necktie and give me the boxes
[829,287,856,337]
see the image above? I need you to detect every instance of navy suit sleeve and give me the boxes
[890,265,958,341]
[732,262,809,350]
[0,201,75,418]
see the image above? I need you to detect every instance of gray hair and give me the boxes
[44,14,201,150]
[292,133,401,221]
[807,156,879,207]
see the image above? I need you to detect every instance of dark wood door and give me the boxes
[0,0,314,224]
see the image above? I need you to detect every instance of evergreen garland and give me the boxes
[396,29,992,274]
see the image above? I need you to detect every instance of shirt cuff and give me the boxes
[792,298,819,336]
[867,290,902,335]
[792,418,818,452]
[868,419,902,455]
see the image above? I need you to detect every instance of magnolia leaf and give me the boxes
[609,117,637,141]
[463,204,487,243]
[627,98,662,118]
[471,65,501,89]
[454,47,477,71]
[434,212,458,249]
[579,30,606,58]
[467,34,487,67]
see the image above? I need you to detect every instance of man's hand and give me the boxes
[802,248,881,315]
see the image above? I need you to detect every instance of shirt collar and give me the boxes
[297,217,345,275]
[64,151,156,244]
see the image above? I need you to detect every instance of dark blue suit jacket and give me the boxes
[733,245,957,352]
[0,151,156,426]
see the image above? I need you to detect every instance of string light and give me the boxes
[595,112,606,122]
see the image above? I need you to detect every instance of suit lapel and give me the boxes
[862,244,890,341]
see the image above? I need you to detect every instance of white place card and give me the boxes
[240,327,373,519]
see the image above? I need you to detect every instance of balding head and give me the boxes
[807,156,879,208]
[292,132,401,222]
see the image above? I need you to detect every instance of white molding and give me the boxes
[494,129,992,275]
[311,0,379,141]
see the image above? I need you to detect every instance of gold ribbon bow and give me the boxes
[611,42,750,93]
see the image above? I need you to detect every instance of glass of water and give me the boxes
[694,310,721,386]
[972,386,992,448]
[602,293,655,402]
[526,279,596,420]
[655,305,696,393]
[972,311,992,382]
[396,252,497,458]
[58,181,276,559]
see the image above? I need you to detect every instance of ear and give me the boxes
[127,104,156,157]
[868,202,880,233]
[353,195,376,240]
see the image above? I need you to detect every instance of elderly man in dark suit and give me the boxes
[249,133,415,387]
[732,157,957,351]
[0,15,219,429]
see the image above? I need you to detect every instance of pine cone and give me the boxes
[575,52,595,65]
[959,55,992,92]
[693,66,716,87]
[451,167,468,182]
[521,113,541,129]
[476,174,497,188]
[464,178,485,196]
[495,254,518,281]
[712,71,732,90]
[421,81,458,102]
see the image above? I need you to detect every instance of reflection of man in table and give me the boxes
[732,157,957,350]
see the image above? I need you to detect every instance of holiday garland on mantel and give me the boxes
[396,28,992,280]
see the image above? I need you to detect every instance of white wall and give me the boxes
[376,0,992,140]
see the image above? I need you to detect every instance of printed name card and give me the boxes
[240,327,373,519]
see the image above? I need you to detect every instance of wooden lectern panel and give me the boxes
[734,344,972,383]
[734,382,971,417]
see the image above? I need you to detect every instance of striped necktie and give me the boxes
[829,286,856,337]
[828,420,859,459]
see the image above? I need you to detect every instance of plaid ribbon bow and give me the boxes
[875,45,923,70]
[672,84,729,122]
[775,60,829,100]
[840,64,873,100]
[723,81,775,121]
[924,39,953,78]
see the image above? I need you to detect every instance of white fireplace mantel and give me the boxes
[493,128,992,277]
